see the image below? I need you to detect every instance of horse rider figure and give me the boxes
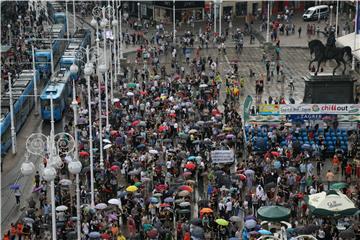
[325,29,336,58]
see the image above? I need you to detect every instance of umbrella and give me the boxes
[287,166,299,173]
[245,219,257,229]
[244,215,256,221]
[229,238,240,240]
[191,226,204,238]
[229,216,242,222]
[149,197,159,204]
[284,122,292,127]
[89,231,100,238]
[147,229,158,238]
[226,134,236,139]
[23,217,35,224]
[155,184,168,192]
[95,203,107,210]
[305,190,358,217]
[178,132,188,139]
[200,208,213,214]
[139,121,147,126]
[143,223,153,232]
[184,163,196,170]
[330,182,348,190]
[258,229,272,235]
[100,233,111,239]
[79,151,89,157]
[134,182,142,187]
[257,206,291,221]
[108,198,120,205]
[264,182,276,191]
[56,205,68,211]
[182,172,192,177]
[188,156,196,161]
[136,143,146,149]
[128,83,137,88]
[131,120,141,127]
[160,203,171,207]
[239,174,247,181]
[179,202,191,207]
[126,185,138,192]
[127,91,134,96]
[149,149,159,155]
[178,190,190,197]
[164,197,174,203]
[271,151,280,157]
[188,129,198,134]
[59,179,72,186]
[178,209,190,214]
[103,139,111,144]
[158,125,168,132]
[178,185,193,192]
[215,219,229,226]
[153,193,163,197]
[110,165,120,171]
[104,144,113,150]
[10,184,21,190]
[199,84,208,88]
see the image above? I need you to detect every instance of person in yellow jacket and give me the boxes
[117,232,126,240]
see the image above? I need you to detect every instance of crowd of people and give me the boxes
[2,2,360,240]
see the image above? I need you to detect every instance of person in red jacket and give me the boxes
[345,163,352,182]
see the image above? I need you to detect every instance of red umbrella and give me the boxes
[100,233,111,239]
[183,172,192,177]
[110,130,119,136]
[147,229,158,238]
[160,203,171,207]
[110,165,120,171]
[155,184,168,192]
[79,151,89,157]
[211,109,221,116]
[132,120,141,127]
[168,113,176,118]
[271,151,280,157]
[139,91,147,95]
[158,125,168,132]
[239,174,247,181]
[185,163,196,170]
[178,185,193,192]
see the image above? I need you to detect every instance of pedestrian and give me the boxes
[298,26,302,38]
[14,189,21,205]
[34,171,40,188]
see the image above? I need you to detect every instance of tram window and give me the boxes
[1,128,11,144]
[41,99,50,110]
[36,56,49,63]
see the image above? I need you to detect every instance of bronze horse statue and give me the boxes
[308,39,352,75]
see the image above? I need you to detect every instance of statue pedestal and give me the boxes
[303,73,354,103]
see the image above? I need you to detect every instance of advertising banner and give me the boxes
[211,150,234,163]
[258,104,360,115]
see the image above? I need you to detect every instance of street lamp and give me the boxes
[173,0,176,43]
[335,0,339,38]
[137,2,140,21]
[330,5,333,27]
[266,1,271,42]
[213,1,217,34]
[65,0,70,41]
[8,73,16,154]
[318,0,321,22]
[7,24,11,45]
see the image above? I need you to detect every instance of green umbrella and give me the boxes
[257,206,291,222]
[134,182,142,187]
[178,132,188,139]
[128,83,137,88]
[143,223,153,232]
[330,182,348,190]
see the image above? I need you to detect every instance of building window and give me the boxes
[236,2,247,16]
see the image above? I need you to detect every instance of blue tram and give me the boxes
[0,70,40,156]
[40,70,71,121]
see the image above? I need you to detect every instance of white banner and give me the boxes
[211,150,234,163]
[279,104,360,115]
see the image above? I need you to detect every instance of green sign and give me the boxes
[243,95,253,123]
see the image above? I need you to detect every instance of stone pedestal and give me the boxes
[303,73,355,103]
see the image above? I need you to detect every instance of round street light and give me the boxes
[20,161,35,176]
[42,167,57,181]
[68,161,82,174]
[90,18,98,27]
[70,63,79,75]
[100,18,109,28]
[84,66,94,76]
[98,64,108,74]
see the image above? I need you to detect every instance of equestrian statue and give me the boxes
[308,30,352,76]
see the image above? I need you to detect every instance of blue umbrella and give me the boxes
[149,197,159,204]
[137,144,146,149]
[273,160,281,169]
[229,238,240,240]
[188,156,196,160]
[302,143,311,150]
[10,184,20,190]
[89,231,100,239]
[164,197,174,203]
[258,229,272,235]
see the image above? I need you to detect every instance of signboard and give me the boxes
[286,114,337,121]
[258,104,360,115]
[154,1,205,9]
[211,150,234,163]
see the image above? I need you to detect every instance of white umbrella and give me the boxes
[112,98,120,103]
[108,198,121,205]
[104,144,112,150]
[103,139,111,144]
[306,190,358,217]
[284,122,292,127]
[95,203,108,210]
[56,205,68,211]
[179,201,191,207]
[59,179,72,186]
[188,129,198,134]
[199,84,208,88]
[149,149,159,155]
[127,92,134,96]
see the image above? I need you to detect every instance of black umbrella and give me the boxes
[264,182,276,191]
[191,226,204,238]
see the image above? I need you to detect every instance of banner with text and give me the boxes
[258,104,360,115]
[211,150,235,163]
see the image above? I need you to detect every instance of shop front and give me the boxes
[153,1,205,23]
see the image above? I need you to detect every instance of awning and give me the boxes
[337,32,360,60]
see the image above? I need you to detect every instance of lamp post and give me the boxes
[318,0,321,22]
[31,45,39,115]
[213,1,217,34]
[65,0,70,41]
[330,5,333,27]
[73,0,76,34]
[8,24,12,46]
[218,0,222,36]
[266,1,270,42]
[8,73,16,154]
[173,0,176,43]
[137,2,140,21]
[353,1,358,71]
[335,0,339,38]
